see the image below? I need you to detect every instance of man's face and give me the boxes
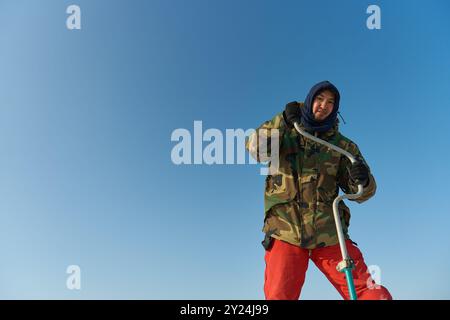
[312,90,335,121]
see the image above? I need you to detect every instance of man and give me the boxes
[246,81,392,300]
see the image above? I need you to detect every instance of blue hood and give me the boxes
[300,81,340,133]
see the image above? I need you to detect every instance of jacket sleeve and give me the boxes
[337,140,376,203]
[245,111,289,163]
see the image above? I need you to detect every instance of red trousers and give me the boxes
[264,238,392,300]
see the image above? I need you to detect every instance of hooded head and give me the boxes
[300,81,340,132]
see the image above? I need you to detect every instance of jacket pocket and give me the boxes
[265,173,297,200]
[264,173,298,212]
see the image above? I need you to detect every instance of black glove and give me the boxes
[283,101,301,127]
[348,160,370,187]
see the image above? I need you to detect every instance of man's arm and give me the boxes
[245,111,289,162]
[337,141,376,203]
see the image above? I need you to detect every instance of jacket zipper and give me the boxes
[293,135,303,245]
[313,131,319,232]
[292,169,301,203]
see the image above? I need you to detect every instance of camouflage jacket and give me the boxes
[246,103,377,249]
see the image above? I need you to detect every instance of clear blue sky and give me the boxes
[0,0,449,299]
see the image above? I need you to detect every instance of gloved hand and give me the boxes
[349,160,370,187]
[283,101,301,127]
